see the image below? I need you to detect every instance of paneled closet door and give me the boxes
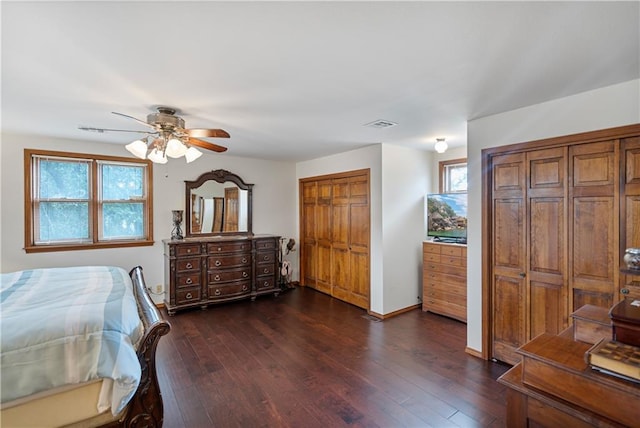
[569,140,618,310]
[491,152,527,365]
[316,180,333,295]
[622,137,640,298]
[492,148,569,365]
[527,147,569,339]
[299,170,370,310]
[302,181,318,289]
[331,174,370,309]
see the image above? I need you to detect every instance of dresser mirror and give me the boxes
[185,169,253,237]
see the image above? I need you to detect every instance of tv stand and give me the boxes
[422,241,467,322]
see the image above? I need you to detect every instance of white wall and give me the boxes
[0,133,298,303]
[381,144,431,313]
[466,79,640,353]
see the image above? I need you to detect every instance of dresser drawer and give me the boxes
[424,253,441,263]
[208,281,251,299]
[425,282,466,299]
[424,244,441,254]
[256,251,276,264]
[424,271,466,287]
[440,246,463,257]
[176,273,200,288]
[206,241,251,254]
[424,299,466,322]
[425,262,466,276]
[255,277,276,291]
[176,257,200,272]
[254,239,277,251]
[176,287,201,304]
[207,267,251,284]
[207,254,250,269]
[176,244,201,257]
[256,263,276,277]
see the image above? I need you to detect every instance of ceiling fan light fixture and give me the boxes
[185,147,203,163]
[434,138,448,154]
[147,148,168,164]
[125,139,149,159]
[165,137,188,158]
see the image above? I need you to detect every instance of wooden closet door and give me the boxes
[316,180,333,294]
[527,147,568,339]
[621,137,640,298]
[299,170,370,310]
[491,152,527,365]
[569,141,618,310]
[331,174,370,309]
[302,182,318,288]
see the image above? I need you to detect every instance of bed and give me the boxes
[0,265,171,427]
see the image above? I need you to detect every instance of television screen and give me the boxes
[427,193,467,243]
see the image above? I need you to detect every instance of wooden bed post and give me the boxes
[103,266,171,428]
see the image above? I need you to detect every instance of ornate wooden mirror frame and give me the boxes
[184,169,253,238]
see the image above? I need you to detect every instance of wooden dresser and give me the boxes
[422,241,467,322]
[163,235,280,315]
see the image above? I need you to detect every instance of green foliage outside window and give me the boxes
[26,150,153,252]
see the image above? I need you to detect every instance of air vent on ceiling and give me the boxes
[364,119,398,129]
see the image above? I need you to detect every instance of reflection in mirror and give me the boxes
[185,170,253,238]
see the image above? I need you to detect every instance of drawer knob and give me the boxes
[214,274,221,281]
[263,268,269,274]
[242,258,247,263]
[263,281,269,286]
[214,289,221,296]
[242,285,248,291]
[186,263,193,269]
[243,271,248,278]
[215,260,222,267]
[264,255,269,261]
[186,292,193,299]
[187,249,191,253]
[217,247,222,251]
[186,278,192,285]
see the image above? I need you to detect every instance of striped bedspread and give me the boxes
[0,266,144,415]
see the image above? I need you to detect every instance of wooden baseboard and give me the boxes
[369,304,421,320]
[465,346,484,359]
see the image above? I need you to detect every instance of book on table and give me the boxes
[586,338,640,382]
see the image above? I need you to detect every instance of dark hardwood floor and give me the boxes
[156,287,510,428]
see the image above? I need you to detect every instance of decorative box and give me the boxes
[609,298,640,347]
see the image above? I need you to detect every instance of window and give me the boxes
[25,149,153,253]
[439,158,467,193]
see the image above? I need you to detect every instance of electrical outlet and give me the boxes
[155,284,163,294]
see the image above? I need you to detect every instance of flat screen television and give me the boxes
[427,193,467,244]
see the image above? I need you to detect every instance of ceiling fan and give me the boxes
[79,106,229,163]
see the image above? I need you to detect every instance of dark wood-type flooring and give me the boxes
[157,287,510,428]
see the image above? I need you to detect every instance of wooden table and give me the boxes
[498,333,640,427]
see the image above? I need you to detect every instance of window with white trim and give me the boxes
[25,149,153,253]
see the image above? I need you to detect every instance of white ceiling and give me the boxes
[2,1,638,162]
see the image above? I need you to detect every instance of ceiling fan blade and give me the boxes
[188,137,228,153]
[185,128,230,138]
[112,111,155,129]
[79,126,154,134]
